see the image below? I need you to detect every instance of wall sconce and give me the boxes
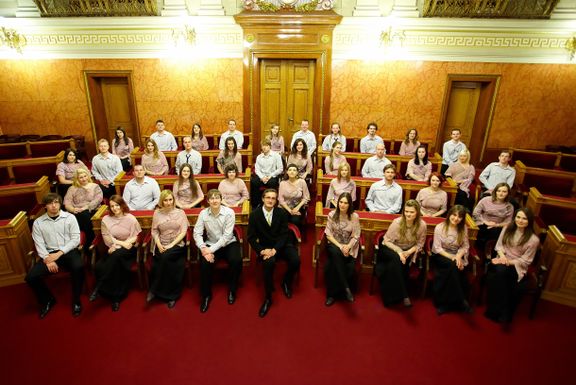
[172,25,196,47]
[566,36,576,61]
[1,26,27,54]
[380,27,405,48]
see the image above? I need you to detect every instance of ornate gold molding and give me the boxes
[422,0,559,19]
[34,0,158,17]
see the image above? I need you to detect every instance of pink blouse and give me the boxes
[218,178,249,207]
[101,213,142,252]
[325,178,357,207]
[56,161,89,181]
[398,141,421,156]
[112,138,134,159]
[142,152,169,176]
[324,154,348,176]
[495,227,540,281]
[432,222,470,263]
[384,217,427,251]
[151,208,188,248]
[325,211,361,259]
[473,197,514,226]
[416,187,448,217]
[279,179,310,209]
[286,153,313,179]
[64,183,103,211]
[445,163,475,196]
[270,136,285,153]
[406,159,432,181]
[216,151,243,173]
[173,179,204,208]
[191,136,209,151]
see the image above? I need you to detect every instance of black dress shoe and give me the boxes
[436,306,448,316]
[259,299,272,318]
[89,285,100,302]
[167,300,176,309]
[227,291,236,305]
[39,298,56,319]
[325,297,336,307]
[281,282,292,299]
[146,292,154,304]
[72,303,82,317]
[344,288,355,303]
[461,300,474,314]
[111,302,120,312]
[200,296,211,313]
[403,297,413,308]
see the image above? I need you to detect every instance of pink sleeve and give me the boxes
[160,152,169,175]
[278,181,288,206]
[301,179,310,204]
[235,153,243,173]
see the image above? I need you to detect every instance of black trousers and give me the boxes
[25,248,85,306]
[324,243,355,299]
[120,158,131,172]
[431,253,469,310]
[455,190,473,212]
[284,207,307,228]
[250,175,280,205]
[149,246,186,301]
[74,209,95,251]
[99,184,116,199]
[261,245,300,298]
[94,247,137,302]
[476,224,503,256]
[375,245,410,305]
[485,264,525,323]
[199,242,242,298]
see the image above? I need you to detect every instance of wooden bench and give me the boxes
[0,176,50,220]
[514,160,576,200]
[526,187,576,236]
[510,148,576,172]
[143,133,253,151]
[0,151,64,185]
[541,225,576,309]
[316,170,457,210]
[318,135,429,155]
[0,211,35,287]
[0,138,75,160]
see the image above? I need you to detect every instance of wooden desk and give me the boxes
[0,211,35,287]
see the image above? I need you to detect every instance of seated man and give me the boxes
[175,136,202,175]
[193,189,242,313]
[248,188,300,318]
[218,119,244,150]
[360,122,384,154]
[122,164,161,210]
[250,139,284,204]
[441,128,467,175]
[479,150,516,195]
[361,143,391,178]
[91,138,123,199]
[150,119,178,151]
[25,193,84,319]
[290,119,317,157]
[366,164,403,213]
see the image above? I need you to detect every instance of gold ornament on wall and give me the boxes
[566,36,576,61]
[0,27,27,54]
[242,0,334,12]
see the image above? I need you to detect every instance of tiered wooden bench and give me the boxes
[510,148,576,172]
[318,135,429,155]
[526,187,576,236]
[541,225,576,309]
[0,211,35,287]
[515,160,576,201]
[0,176,50,220]
[0,151,64,185]
[0,138,75,160]
[143,132,253,151]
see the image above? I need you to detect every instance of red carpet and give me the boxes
[1,226,575,385]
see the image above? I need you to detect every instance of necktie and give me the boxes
[186,153,191,164]
[266,211,272,226]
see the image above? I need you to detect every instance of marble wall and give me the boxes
[0,58,574,155]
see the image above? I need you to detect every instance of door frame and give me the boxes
[84,70,141,156]
[436,74,501,165]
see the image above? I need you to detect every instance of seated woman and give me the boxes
[406,145,432,181]
[324,141,347,176]
[64,168,103,251]
[191,123,209,151]
[218,163,249,208]
[216,137,242,174]
[111,127,134,171]
[141,139,169,176]
[376,199,427,307]
[90,195,142,312]
[146,190,189,309]
[398,128,421,156]
[416,172,448,217]
[286,138,313,183]
[266,123,285,154]
[324,192,360,306]
[173,164,204,209]
[56,148,88,198]
[431,204,473,315]
[473,182,514,255]
[322,122,346,152]
[485,207,540,325]
[445,149,475,210]
[326,162,356,208]
[278,163,311,228]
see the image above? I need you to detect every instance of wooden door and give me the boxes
[260,59,315,152]
[442,82,481,149]
[101,78,138,146]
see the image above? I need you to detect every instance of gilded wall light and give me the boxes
[566,36,576,61]
[380,27,405,48]
[172,25,196,47]
[1,26,27,54]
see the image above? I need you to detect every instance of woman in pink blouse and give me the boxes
[406,145,432,181]
[286,138,313,183]
[173,164,204,209]
[324,141,347,176]
[279,163,311,228]
[473,182,514,256]
[218,163,249,208]
[90,195,142,312]
[416,172,448,217]
[112,127,134,171]
[431,204,473,315]
[445,149,475,210]
[147,190,189,308]
[376,199,427,307]
[141,139,169,176]
[216,137,243,174]
[398,128,421,156]
[64,168,103,251]
[485,207,540,324]
[324,192,360,306]
[191,123,209,151]
[56,148,88,198]
[326,162,356,208]
[266,123,285,154]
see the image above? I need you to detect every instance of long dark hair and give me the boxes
[114,127,129,147]
[399,199,422,241]
[414,145,429,166]
[177,163,198,197]
[291,138,308,157]
[404,128,419,145]
[502,207,536,247]
[63,148,80,164]
[333,192,354,222]
[491,182,511,203]
[443,205,467,245]
[192,123,204,139]
[224,137,238,159]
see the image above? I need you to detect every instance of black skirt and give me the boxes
[375,245,410,305]
[431,253,469,309]
[95,247,137,302]
[149,246,186,301]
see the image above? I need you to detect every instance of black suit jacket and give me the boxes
[248,206,292,255]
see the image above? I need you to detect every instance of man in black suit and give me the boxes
[248,188,300,318]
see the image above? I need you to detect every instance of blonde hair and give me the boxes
[72,168,91,187]
[158,189,175,209]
